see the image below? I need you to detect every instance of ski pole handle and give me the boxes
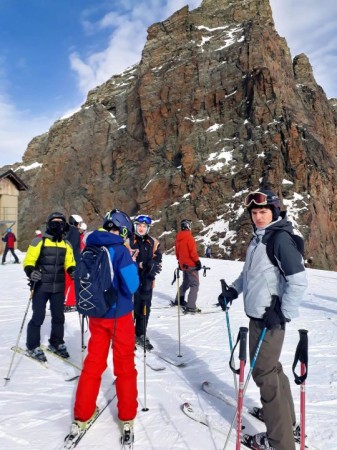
[238,327,248,363]
[292,329,308,385]
[202,266,210,277]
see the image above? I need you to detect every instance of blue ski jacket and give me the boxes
[85,229,139,318]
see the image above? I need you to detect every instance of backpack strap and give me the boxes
[265,231,278,267]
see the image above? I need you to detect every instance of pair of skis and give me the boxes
[63,395,124,449]
[135,347,187,371]
[10,346,81,381]
[183,382,308,449]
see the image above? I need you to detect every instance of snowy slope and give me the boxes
[1,252,336,449]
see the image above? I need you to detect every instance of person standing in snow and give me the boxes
[23,212,75,362]
[1,228,20,264]
[174,219,202,313]
[218,189,307,450]
[64,214,83,311]
[78,222,87,251]
[129,214,162,351]
[65,209,139,447]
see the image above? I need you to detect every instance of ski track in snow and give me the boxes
[0,252,336,449]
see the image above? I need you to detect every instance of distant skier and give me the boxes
[218,189,307,450]
[205,245,211,258]
[78,222,87,251]
[1,228,20,264]
[64,214,82,311]
[174,219,202,313]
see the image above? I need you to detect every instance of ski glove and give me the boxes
[218,287,238,311]
[262,298,287,330]
[67,267,75,280]
[147,261,162,278]
[30,270,42,282]
[195,260,202,271]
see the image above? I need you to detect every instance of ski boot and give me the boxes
[241,432,275,449]
[26,347,47,362]
[120,420,134,449]
[64,408,99,449]
[48,343,70,358]
[136,335,154,351]
[183,306,202,314]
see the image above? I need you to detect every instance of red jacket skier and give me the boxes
[1,228,20,264]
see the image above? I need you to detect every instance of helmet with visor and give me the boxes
[244,189,281,221]
[133,214,152,236]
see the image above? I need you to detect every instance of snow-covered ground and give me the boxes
[1,252,336,449]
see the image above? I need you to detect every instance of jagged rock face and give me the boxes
[15,0,337,270]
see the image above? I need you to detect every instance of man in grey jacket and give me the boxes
[219,188,307,450]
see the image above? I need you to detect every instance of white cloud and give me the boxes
[2,0,337,168]
[270,0,337,98]
[70,0,201,95]
[0,92,57,166]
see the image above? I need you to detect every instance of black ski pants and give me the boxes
[134,290,153,338]
[2,246,19,263]
[26,290,65,350]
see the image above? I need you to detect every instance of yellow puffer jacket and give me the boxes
[24,236,75,293]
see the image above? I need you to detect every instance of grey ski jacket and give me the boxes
[232,214,307,320]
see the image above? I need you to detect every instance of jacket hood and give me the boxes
[86,229,124,247]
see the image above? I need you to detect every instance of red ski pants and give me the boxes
[64,272,76,307]
[74,312,138,422]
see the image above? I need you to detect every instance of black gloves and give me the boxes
[262,296,287,330]
[67,268,75,280]
[147,261,162,278]
[195,260,202,271]
[218,287,238,311]
[30,270,42,282]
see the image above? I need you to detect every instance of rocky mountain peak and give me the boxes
[12,0,337,270]
[200,0,274,24]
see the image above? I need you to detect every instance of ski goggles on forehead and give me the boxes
[244,192,268,208]
[135,215,152,225]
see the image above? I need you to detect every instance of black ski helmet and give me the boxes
[46,212,66,224]
[245,189,280,221]
[103,209,133,239]
[180,219,192,230]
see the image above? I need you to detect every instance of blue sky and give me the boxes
[0,0,336,166]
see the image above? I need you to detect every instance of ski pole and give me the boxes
[292,329,308,450]
[220,279,238,395]
[176,267,182,357]
[142,303,149,412]
[223,326,267,449]
[202,266,210,277]
[236,327,248,450]
[80,314,87,367]
[4,284,35,383]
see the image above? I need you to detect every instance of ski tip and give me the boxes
[182,402,191,409]
[202,381,210,387]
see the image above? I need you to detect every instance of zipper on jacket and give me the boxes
[248,237,259,270]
